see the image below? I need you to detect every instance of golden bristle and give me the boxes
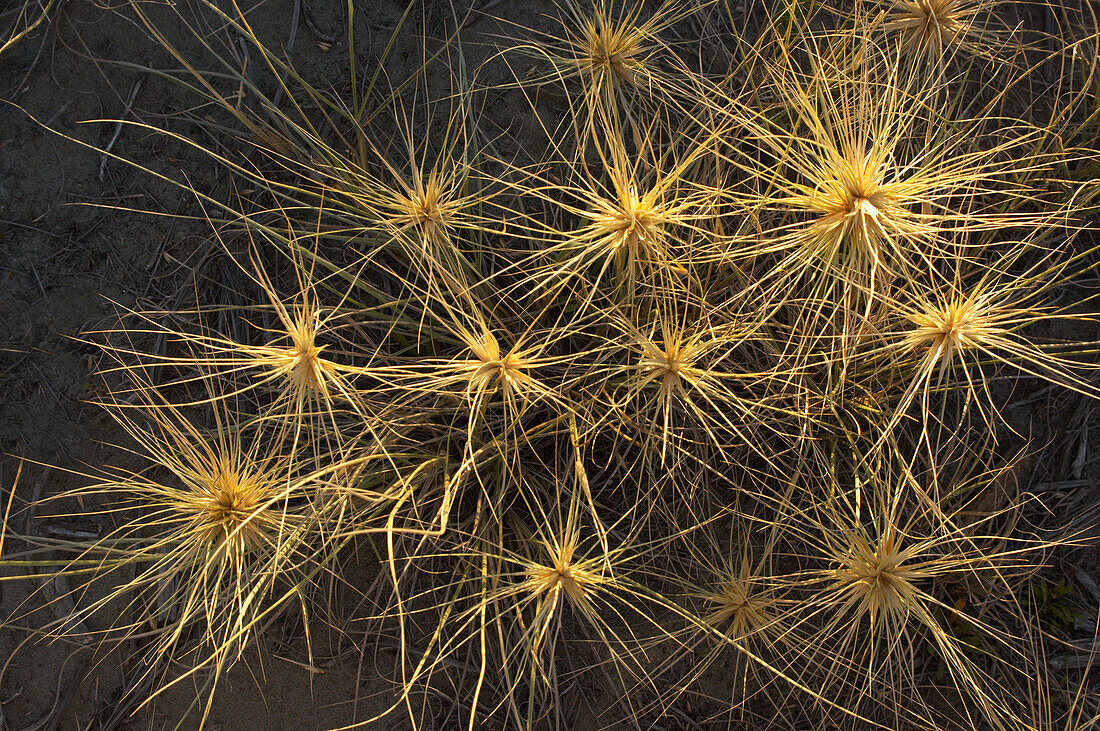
[904,296,984,357]
[524,538,603,607]
[796,145,922,264]
[240,306,346,413]
[632,320,729,406]
[397,172,451,232]
[283,309,331,392]
[510,478,610,619]
[620,315,765,469]
[591,180,667,264]
[461,329,533,400]
[580,13,644,87]
[638,327,697,392]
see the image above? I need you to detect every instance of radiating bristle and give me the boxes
[889,0,969,50]
[705,572,774,639]
[795,144,927,262]
[580,11,645,88]
[591,181,667,263]
[523,537,603,608]
[265,308,332,392]
[904,295,989,361]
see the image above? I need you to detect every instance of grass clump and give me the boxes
[3,1,1100,729]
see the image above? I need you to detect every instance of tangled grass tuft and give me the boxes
[4,0,1100,729]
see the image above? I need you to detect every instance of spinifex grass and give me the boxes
[92,233,371,430]
[513,0,705,134]
[861,232,1100,455]
[713,31,1060,360]
[6,2,1100,729]
[515,106,724,309]
[771,447,1075,730]
[657,523,796,725]
[9,377,351,725]
[125,0,514,305]
[880,0,1015,72]
[448,458,676,729]
[324,91,510,294]
[601,296,796,486]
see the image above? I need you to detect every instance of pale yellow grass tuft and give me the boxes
[704,555,776,640]
[884,0,1003,67]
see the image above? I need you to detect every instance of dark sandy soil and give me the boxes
[1,1,1099,729]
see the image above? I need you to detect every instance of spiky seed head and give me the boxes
[833,529,923,627]
[887,0,972,61]
[637,324,721,392]
[191,455,274,552]
[261,308,335,396]
[287,309,328,390]
[628,323,727,464]
[705,565,773,639]
[400,172,449,230]
[580,12,644,87]
[591,181,666,263]
[802,146,909,259]
[638,326,697,393]
[524,538,603,607]
[903,295,991,365]
[386,170,467,264]
[464,330,531,398]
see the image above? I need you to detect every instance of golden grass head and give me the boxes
[637,324,704,396]
[725,31,1052,311]
[143,418,301,569]
[189,452,278,553]
[519,0,698,124]
[263,306,334,395]
[885,0,984,64]
[783,455,1065,730]
[462,328,533,400]
[884,276,1100,432]
[592,177,669,265]
[620,314,755,467]
[394,170,453,236]
[563,151,696,299]
[903,294,991,364]
[538,0,655,107]
[831,525,924,628]
[889,0,969,48]
[705,556,774,639]
[48,376,317,656]
[578,7,646,89]
[520,110,717,303]
[799,144,913,260]
[524,536,604,608]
